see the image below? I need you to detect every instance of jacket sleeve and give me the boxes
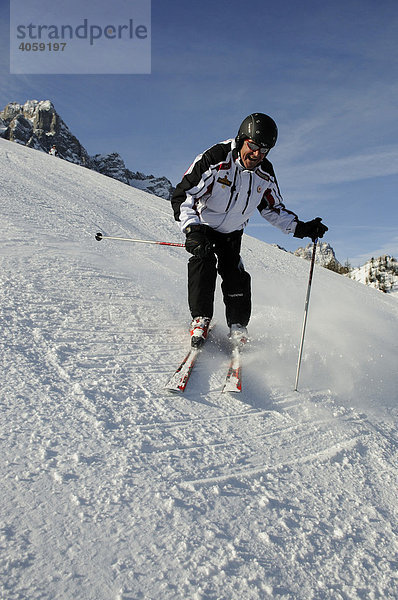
[171,142,231,231]
[257,167,299,235]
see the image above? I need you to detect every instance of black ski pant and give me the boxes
[187,228,251,327]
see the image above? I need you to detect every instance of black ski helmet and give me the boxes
[236,113,278,152]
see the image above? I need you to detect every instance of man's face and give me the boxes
[239,139,268,170]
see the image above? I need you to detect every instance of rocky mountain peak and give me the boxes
[0,100,173,200]
[294,241,344,272]
[0,100,90,163]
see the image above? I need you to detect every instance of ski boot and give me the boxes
[190,316,211,348]
[229,323,249,348]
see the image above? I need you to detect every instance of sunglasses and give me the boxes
[246,140,269,154]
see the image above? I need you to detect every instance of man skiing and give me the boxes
[171,113,328,348]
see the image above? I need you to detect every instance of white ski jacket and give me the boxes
[171,138,298,235]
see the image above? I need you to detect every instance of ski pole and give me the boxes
[294,238,318,392]
[95,232,185,247]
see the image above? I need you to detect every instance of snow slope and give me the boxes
[1,138,397,600]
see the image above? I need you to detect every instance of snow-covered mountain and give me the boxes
[1,137,397,600]
[294,241,397,296]
[348,255,398,296]
[0,99,173,200]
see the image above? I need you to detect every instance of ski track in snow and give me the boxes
[1,139,397,600]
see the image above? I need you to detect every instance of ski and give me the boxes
[165,324,213,393]
[165,347,201,393]
[222,344,242,393]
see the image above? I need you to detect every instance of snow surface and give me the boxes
[1,138,397,600]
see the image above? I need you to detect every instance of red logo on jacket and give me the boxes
[264,189,275,207]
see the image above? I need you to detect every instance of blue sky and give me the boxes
[1,0,397,265]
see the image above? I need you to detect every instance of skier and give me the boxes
[49,145,58,156]
[171,113,328,348]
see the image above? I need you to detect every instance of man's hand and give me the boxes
[294,217,328,241]
[185,225,213,258]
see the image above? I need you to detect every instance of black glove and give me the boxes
[185,225,213,258]
[294,217,328,241]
